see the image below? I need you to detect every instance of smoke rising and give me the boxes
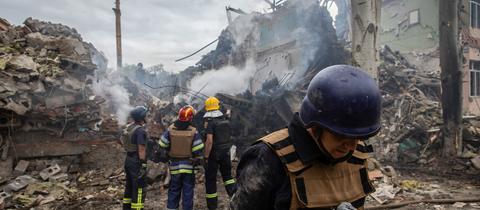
[184,0,339,99]
[93,73,133,125]
[188,59,256,96]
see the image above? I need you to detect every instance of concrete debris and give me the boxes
[452,202,467,208]
[48,173,68,182]
[472,156,480,170]
[13,160,30,176]
[39,164,61,181]
[5,175,36,192]
[0,17,114,163]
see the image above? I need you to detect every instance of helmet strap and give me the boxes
[314,128,354,165]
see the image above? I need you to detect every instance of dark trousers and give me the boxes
[167,173,195,210]
[204,150,236,210]
[123,156,146,210]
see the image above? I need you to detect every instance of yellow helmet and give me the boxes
[205,97,220,111]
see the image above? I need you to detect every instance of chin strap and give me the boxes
[316,138,353,165]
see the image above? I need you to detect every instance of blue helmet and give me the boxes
[130,106,148,122]
[299,65,381,138]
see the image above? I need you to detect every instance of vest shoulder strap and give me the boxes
[348,141,374,165]
[169,125,197,135]
[259,128,309,173]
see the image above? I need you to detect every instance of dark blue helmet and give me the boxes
[130,106,148,122]
[299,65,381,138]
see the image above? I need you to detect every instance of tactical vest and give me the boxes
[168,125,197,158]
[122,123,142,153]
[211,118,231,151]
[259,129,374,210]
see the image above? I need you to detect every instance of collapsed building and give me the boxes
[161,0,480,168]
[162,0,347,152]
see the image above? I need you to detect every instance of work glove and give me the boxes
[336,202,356,210]
[137,162,148,180]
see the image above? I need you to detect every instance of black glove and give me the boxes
[336,202,356,210]
[137,162,147,180]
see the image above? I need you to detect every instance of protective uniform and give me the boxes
[231,65,381,210]
[123,106,148,210]
[159,106,204,210]
[203,97,236,210]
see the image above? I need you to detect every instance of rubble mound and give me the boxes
[0,17,107,136]
[375,45,480,172]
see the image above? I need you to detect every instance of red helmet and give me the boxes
[178,105,196,122]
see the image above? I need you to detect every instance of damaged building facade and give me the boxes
[380,0,480,115]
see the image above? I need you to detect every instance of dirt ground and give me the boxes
[2,144,479,210]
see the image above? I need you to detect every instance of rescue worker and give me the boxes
[122,106,149,210]
[203,97,236,210]
[230,65,381,210]
[159,105,204,210]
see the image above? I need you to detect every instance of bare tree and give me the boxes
[439,0,463,157]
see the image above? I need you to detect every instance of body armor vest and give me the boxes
[168,125,197,158]
[211,118,231,151]
[122,123,142,153]
[259,129,374,210]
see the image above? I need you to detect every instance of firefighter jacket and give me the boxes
[159,124,204,174]
[230,114,375,210]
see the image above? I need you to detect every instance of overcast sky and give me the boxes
[1,0,338,72]
[0,0,275,72]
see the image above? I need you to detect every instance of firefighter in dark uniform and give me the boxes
[159,105,204,210]
[122,106,148,210]
[231,65,382,210]
[203,97,236,210]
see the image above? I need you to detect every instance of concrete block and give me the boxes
[14,160,30,175]
[6,175,36,192]
[39,164,61,181]
[49,173,68,182]
[0,189,11,209]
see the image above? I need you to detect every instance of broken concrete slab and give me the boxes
[5,175,36,192]
[14,142,89,158]
[6,54,37,73]
[89,179,109,186]
[13,160,30,175]
[49,173,68,182]
[39,164,61,181]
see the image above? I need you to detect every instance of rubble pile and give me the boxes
[373,45,480,171]
[364,159,480,209]
[0,17,107,137]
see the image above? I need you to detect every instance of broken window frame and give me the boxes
[471,0,480,28]
[469,60,480,96]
